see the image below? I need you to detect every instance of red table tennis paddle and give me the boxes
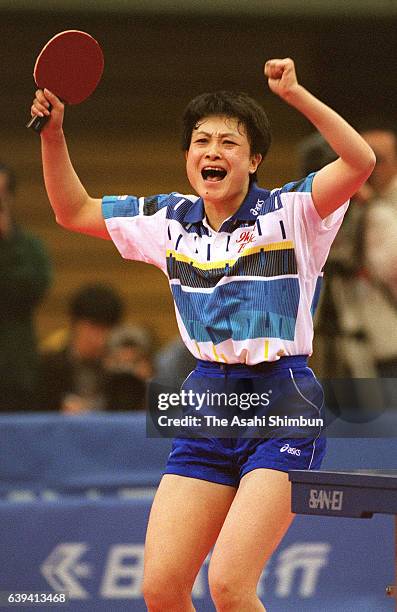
[27,30,104,133]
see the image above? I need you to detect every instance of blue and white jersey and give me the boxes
[102,175,348,364]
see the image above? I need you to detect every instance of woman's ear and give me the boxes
[250,153,262,173]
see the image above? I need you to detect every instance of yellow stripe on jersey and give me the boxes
[211,343,229,363]
[166,241,294,271]
[212,344,220,362]
[194,340,202,358]
[264,339,269,360]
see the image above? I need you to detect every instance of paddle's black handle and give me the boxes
[26,104,52,133]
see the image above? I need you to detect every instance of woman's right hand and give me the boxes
[31,88,65,135]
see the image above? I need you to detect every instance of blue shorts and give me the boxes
[164,355,326,487]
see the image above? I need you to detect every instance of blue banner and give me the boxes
[0,415,396,610]
[0,498,394,611]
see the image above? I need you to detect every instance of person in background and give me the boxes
[154,336,197,391]
[0,162,52,411]
[104,324,154,411]
[357,126,397,379]
[297,133,377,378]
[36,283,123,413]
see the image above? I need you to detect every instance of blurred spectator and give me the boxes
[36,283,123,413]
[355,126,397,378]
[297,133,376,378]
[297,132,337,177]
[104,324,154,410]
[0,162,52,410]
[154,336,197,390]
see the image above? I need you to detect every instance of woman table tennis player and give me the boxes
[31,58,375,611]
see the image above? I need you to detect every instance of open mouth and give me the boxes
[201,166,227,182]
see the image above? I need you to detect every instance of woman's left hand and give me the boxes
[264,58,300,100]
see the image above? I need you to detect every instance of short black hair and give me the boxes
[181,91,271,183]
[69,283,124,327]
[0,162,17,196]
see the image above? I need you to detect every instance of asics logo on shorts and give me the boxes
[280,443,301,456]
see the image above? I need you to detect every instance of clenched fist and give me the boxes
[264,58,300,100]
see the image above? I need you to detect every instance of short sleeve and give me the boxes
[279,173,349,276]
[102,194,170,272]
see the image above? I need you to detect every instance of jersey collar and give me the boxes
[183,183,271,229]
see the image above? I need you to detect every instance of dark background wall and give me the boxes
[3,12,396,135]
[1,10,395,346]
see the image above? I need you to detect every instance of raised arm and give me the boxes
[264,58,376,218]
[31,88,109,239]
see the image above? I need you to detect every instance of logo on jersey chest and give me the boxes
[236,230,255,253]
